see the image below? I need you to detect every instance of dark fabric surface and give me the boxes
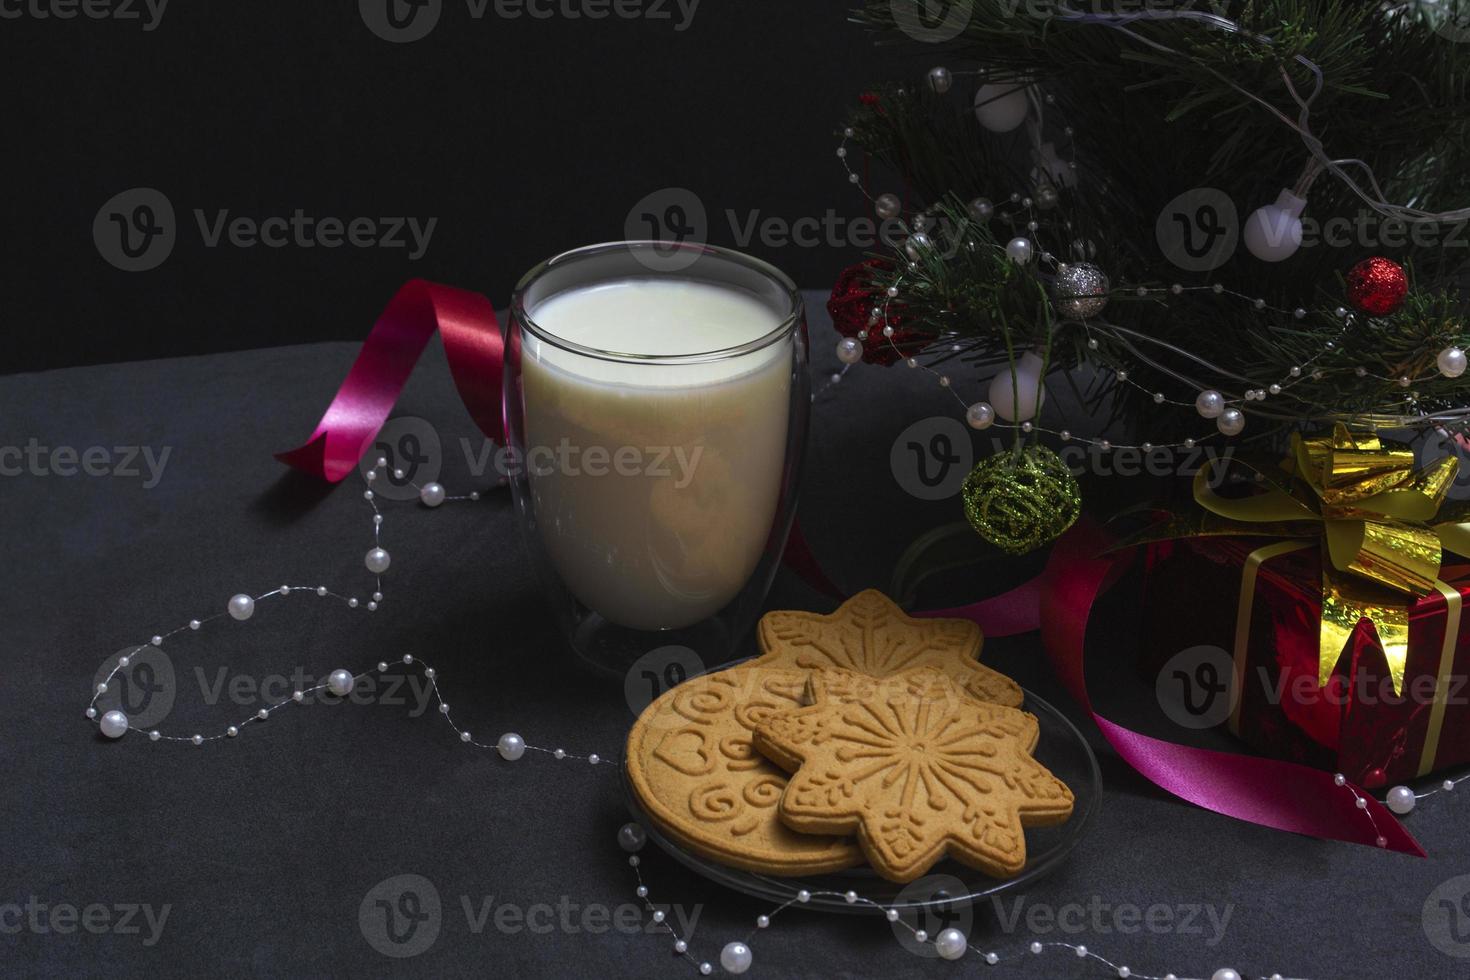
[2,292,1463,979]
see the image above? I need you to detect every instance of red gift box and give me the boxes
[1141,535,1470,789]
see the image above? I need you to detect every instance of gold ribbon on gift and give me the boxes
[1192,423,1470,695]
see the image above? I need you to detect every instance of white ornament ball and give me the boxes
[966,402,995,430]
[934,928,967,960]
[327,669,355,697]
[1212,970,1242,980]
[365,547,391,574]
[988,352,1047,422]
[836,337,864,365]
[1438,346,1467,378]
[720,941,753,975]
[1386,785,1416,815]
[1195,389,1226,419]
[227,594,255,621]
[973,82,1030,133]
[419,482,446,507]
[1243,190,1306,263]
[99,710,129,739]
[1005,237,1035,264]
[496,732,526,761]
[1217,408,1246,436]
[1052,262,1110,319]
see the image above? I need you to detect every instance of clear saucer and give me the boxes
[620,685,1101,914]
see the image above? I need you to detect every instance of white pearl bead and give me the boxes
[1212,970,1241,980]
[367,601,378,611]
[85,707,96,719]
[372,592,383,602]
[1195,389,1225,419]
[1005,236,1035,264]
[99,710,129,739]
[720,941,753,974]
[424,667,435,679]
[403,654,413,664]
[966,401,995,429]
[348,598,359,608]
[365,547,391,574]
[588,754,601,765]
[393,468,404,479]
[227,726,238,738]
[278,585,290,595]
[636,885,648,897]
[619,823,647,852]
[1334,772,1347,786]
[844,890,857,904]
[756,915,769,928]
[1217,408,1246,436]
[420,482,446,507]
[673,939,686,953]
[1386,785,1416,814]
[553,748,566,759]
[375,456,388,468]
[1439,347,1467,378]
[1030,942,1043,954]
[228,594,255,620]
[189,619,201,630]
[914,930,927,943]
[377,661,388,672]
[315,587,327,596]
[119,656,130,667]
[150,635,162,646]
[796,890,811,903]
[191,734,203,745]
[985,952,998,964]
[497,733,526,761]
[258,709,269,720]
[327,669,355,696]
[96,682,108,694]
[699,964,712,976]
[1445,779,1456,791]
[652,910,665,923]
[460,731,471,742]
[934,927,967,960]
[149,730,160,741]
[292,691,304,703]
[835,337,864,365]
[628,856,640,867]
[1118,968,1131,978]
[1075,945,1088,956]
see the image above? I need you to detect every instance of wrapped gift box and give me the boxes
[1140,535,1470,788]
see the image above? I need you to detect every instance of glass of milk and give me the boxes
[506,241,809,674]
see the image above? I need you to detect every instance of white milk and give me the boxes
[521,278,793,631]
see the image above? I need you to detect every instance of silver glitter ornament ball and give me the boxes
[1052,262,1110,319]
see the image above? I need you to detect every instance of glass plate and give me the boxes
[620,685,1101,915]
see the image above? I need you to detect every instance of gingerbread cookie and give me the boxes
[752,590,1023,708]
[625,665,863,875]
[753,667,1073,883]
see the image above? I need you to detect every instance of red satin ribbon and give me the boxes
[276,278,1422,855]
[277,280,504,482]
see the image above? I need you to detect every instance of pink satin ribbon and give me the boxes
[276,278,1422,855]
[277,280,504,482]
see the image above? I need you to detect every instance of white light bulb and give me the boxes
[988,352,1047,422]
[1243,189,1306,262]
[973,83,1030,133]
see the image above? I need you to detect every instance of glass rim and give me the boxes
[510,241,804,366]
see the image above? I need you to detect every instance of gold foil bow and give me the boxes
[1191,423,1470,694]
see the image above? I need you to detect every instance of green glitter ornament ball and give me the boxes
[961,446,1081,554]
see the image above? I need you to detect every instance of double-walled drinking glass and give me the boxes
[505,241,809,675]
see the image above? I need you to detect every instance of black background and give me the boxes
[4,0,890,374]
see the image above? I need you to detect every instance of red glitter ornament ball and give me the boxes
[826,259,936,366]
[1345,256,1407,317]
